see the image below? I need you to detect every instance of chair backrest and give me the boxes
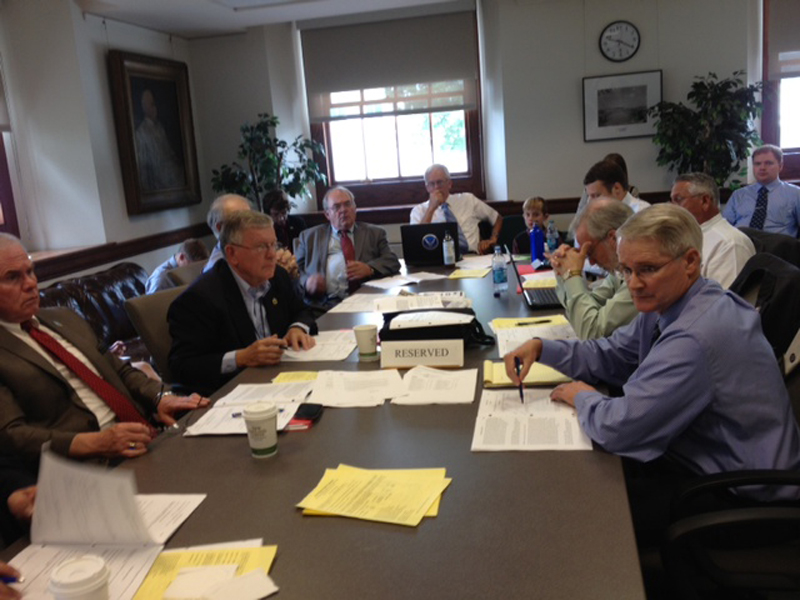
[497,215,526,251]
[739,227,800,268]
[730,253,800,375]
[124,285,187,383]
[166,261,206,286]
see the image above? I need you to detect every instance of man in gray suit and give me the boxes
[296,186,400,315]
[0,234,209,466]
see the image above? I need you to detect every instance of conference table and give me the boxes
[115,265,646,599]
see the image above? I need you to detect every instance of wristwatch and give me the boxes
[564,269,583,281]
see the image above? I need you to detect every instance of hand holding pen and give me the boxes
[0,561,22,599]
[236,335,288,367]
[514,357,524,404]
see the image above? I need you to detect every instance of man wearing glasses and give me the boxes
[549,198,636,339]
[296,186,400,316]
[169,210,317,394]
[410,164,502,255]
[505,204,800,535]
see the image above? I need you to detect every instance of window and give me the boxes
[302,11,483,208]
[762,0,800,181]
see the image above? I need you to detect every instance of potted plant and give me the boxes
[211,112,327,212]
[648,71,763,189]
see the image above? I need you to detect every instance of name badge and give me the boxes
[380,339,464,368]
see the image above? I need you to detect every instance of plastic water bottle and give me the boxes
[442,230,456,266]
[492,246,508,297]
[546,220,559,254]
[530,224,545,263]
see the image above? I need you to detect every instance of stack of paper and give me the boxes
[10,450,205,600]
[297,465,451,527]
[448,268,490,279]
[308,370,405,407]
[283,329,357,362]
[482,360,570,387]
[471,389,593,452]
[491,314,577,357]
[392,365,478,405]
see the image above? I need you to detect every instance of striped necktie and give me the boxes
[749,186,769,229]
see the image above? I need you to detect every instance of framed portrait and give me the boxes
[582,70,662,142]
[108,50,201,215]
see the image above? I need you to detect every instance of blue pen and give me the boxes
[514,357,524,404]
[1,576,23,584]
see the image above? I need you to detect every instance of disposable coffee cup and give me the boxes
[49,554,109,600]
[243,402,278,458]
[353,324,379,362]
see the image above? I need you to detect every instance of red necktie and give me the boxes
[22,320,154,430]
[340,231,358,292]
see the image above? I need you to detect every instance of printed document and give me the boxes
[327,294,380,313]
[392,366,477,405]
[374,295,444,313]
[283,329,356,362]
[493,315,577,357]
[471,389,592,451]
[308,369,404,407]
[9,450,204,600]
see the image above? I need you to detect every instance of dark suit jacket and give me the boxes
[0,456,36,544]
[295,222,401,311]
[168,259,318,394]
[0,308,162,465]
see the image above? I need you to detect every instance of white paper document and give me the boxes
[389,310,474,330]
[363,275,419,289]
[10,450,205,600]
[283,329,357,362]
[184,402,300,436]
[392,366,478,405]
[326,294,380,313]
[309,369,405,407]
[374,295,445,313]
[213,382,312,407]
[457,254,500,269]
[471,389,593,451]
[495,321,578,357]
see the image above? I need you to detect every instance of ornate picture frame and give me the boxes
[582,70,662,142]
[108,50,201,215]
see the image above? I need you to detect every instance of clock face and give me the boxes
[599,21,640,62]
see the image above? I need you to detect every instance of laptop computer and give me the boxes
[401,223,462,266]
[506,248,562,309]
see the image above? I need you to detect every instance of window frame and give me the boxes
[761,0,800,183]
[0,135,19,236]
[311,104,485,210]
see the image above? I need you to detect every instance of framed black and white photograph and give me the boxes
[582,70,662,142]
[108,50,201,215]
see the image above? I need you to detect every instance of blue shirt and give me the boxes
[540,278,800,501]
[723,179,800,237]
[145,255,178,294]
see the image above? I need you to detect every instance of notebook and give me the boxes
[401,223,462,266]
[506,248,562,309]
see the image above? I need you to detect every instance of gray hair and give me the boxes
[0,232,24,251]
[220,210,274,248]
[674,172,720,207]
[424,164,451,183]
[617,203,703,258]
[207,194,252,238]
[753,144,783,164]
[323,186,356,210]
[579,197,633,241]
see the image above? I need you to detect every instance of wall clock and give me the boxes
[599,20,640,62]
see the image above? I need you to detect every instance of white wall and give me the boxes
[479,0,760,201]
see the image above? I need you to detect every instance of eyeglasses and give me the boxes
[425,178,449,189]
[326,200,354,212]
[229,242,278,255]
[617,252,686,282]
[670,193,702,205]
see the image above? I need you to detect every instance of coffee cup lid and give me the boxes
[49,554,109,593]
[244,402,278,419]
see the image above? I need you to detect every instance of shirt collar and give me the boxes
[229,265,270,299]
[658,276,705,331]
[331,223,356,237]
[0,315,39,332]
[762,178,782,192]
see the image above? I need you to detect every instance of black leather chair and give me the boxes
[739,227,800,268]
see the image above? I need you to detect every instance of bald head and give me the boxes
[207,194,252,239]
[0,233,40,323]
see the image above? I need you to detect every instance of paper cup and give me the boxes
[243,402,278,458]
[49,555,109,600]
[353,324,379,362]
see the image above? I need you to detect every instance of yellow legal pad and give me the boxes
[448,268,491,279]
[133,545,277,599]
[483,360,571,387]
[297,464,451,527]
[522,277,557,289]
[491,314,571,330]
[272,371,318,383]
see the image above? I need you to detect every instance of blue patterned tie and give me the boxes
[441,203,469,253]
[749,186,769,229]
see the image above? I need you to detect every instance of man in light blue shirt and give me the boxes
[505,204,800,504]
[723,144,800,237]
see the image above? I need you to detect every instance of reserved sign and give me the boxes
[380,339,464,368]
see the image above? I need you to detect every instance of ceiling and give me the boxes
[74,0,464,39]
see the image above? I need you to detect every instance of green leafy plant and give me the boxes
[648,71,763,189]
[211,113,327,212]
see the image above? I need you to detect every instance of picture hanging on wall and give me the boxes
[108,50,201,215]
[582,70,662,142]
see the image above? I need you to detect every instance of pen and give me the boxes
[514,357,524,404]
[515,319,552,326]
[1,576,23,584]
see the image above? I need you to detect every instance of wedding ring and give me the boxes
[128,442,137,450]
